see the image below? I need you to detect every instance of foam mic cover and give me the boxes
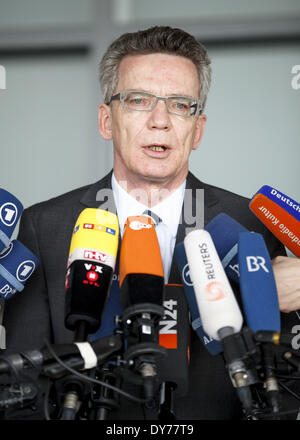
[205,213,248,283]
[249,186,300,257]
[238,231,280,333]
[175,242,222,355]
[119,215,164,310]
[184,230,243,341]
[157,284,189,397]
[0,239,39,299]
[65,208,119,333]
[0,189,23,252]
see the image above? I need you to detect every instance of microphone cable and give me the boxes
[43,339,154,405]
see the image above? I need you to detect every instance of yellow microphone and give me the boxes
[65,208,119,340]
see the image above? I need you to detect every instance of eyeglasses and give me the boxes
[107,90,202,118]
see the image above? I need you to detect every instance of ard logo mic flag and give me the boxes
[0,189,23,252]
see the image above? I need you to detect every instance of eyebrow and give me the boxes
[124,89,196,98]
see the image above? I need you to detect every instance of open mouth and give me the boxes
[145,144,168,152]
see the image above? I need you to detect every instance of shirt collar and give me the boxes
[111,173,186,237]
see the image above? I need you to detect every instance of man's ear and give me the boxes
[192,114,207,151]
[98,103,113,140]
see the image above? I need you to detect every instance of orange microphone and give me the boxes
[119,215,165,310]
[249,186,300,258]
[119,215,166,400]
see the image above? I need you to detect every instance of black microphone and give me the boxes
[0,335,122,378]
[157,284,189,420]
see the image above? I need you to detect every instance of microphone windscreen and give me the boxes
[157,285,189,396]
[253,185,300,222]
[0,240,39,299]
[175,242,222,355]
[238,231,280,333]
[205,213,248,283]
[65,208,119,333]
[184,229,243,341]
[249,187,300,257]
[0,189,23,252]
[67,208,119,269]
[119,216,164,310]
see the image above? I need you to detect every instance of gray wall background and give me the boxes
[0,0,299,218]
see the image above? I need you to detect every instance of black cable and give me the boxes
[276,374,300,380]
[278,380,300,403]
[259,408,300,419]
[43,380,51,420]
[44,340,149,404]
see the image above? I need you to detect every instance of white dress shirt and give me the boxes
[111,173,186,283]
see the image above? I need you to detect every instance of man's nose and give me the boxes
[147,98,171,130]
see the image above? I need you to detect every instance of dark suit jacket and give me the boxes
[2,171,297,420]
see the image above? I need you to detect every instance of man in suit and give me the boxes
[2,26,300,419]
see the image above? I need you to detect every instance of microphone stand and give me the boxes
[158,381,176,421]
[60,320,89,420]
[119,303,166,406]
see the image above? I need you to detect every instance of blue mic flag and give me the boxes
[238,231,280,333]
[205,213,248,284]
[0,189,23,252]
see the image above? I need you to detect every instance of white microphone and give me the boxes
[184,229,254,414]
[184,229,243,341]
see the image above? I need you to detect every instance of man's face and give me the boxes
[98,53,206,189]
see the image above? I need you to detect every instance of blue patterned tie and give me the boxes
[142,209,162,226]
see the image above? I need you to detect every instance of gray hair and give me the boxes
[99,26,212,110]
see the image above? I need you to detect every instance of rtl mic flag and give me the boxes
[249,186,300,257]
[119,215,164,309]
[65,208,119,334]
[238,232,280,333]
[0,189,23,252]
[0,239,39,299]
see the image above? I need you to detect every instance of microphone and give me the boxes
[184,229,243,341]
[238,231,281,414]
[249,185,300,257]
[119,215,166,401]
[0,239,39,300]
[0,335,122,379]
[238,231,281,333]
[0,188,23,253]
[65,208,119,341]
[63,208,119,420]
[119,215,164,310]
[175,242,222,355]
[205,213,248,284]
[184,229,253,412]
[157,284,190,420]
[174,214,248,356]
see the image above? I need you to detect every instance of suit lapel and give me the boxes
[69,170,116,226]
